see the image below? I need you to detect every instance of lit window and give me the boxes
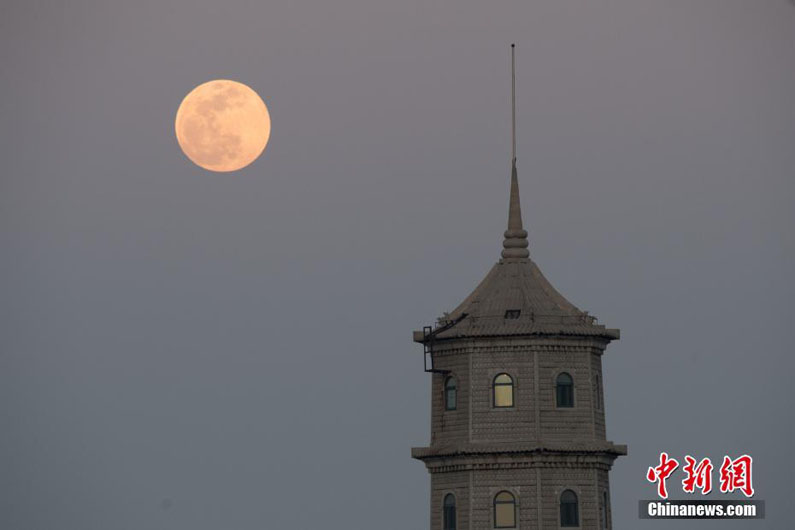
[443,493,456,530]
[560,489,579,527]
[556,372,574,408]
[494,491,516,528]
[493,373,514,408]
[445,377,457,411]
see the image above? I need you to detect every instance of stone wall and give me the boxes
[430,336,610,446]
[427,464,614,529]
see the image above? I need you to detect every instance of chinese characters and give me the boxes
[646,453,754,499]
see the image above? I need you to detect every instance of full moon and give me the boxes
[175,79,271,172]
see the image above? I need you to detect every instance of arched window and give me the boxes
[493,373,514,408]
[443,493,456,530]
[556,372,574,408]
[560,490,579,527]
[493,491,516,528]
[445,377,457,411]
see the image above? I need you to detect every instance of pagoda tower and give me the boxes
[411,46,626,530]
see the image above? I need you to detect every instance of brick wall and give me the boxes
[430,337,610,446]
[428,466,613,529]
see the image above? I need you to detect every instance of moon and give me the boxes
[175,79,271,172]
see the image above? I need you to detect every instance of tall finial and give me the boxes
[511,43,516,164]
[502,43,530,260]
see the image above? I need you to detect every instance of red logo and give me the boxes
[646,452,679,499]
[647,453,754,499]
[719,455,754,497]
[682,456,713,495]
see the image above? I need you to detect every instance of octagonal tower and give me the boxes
[411,46,625,530]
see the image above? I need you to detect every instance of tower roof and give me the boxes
[429,156,617,341]
[435,148,619,339]
[434,156,617,339]
[432,255,619,341]
[419,46,617,343]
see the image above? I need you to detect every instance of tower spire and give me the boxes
[502,44,530,259]
[512,43,516,164]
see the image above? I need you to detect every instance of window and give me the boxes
[556,372,574,408]
[445,377,457,411]
[601,490,608,530]
[493,491,516,528]
[504,309,521,319]
[443,493,456,530]
[493,373,514,408]
[560,490,579,527]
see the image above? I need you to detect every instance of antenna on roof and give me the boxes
[511,43,516,165]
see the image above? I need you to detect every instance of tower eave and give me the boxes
[413,327,620,344]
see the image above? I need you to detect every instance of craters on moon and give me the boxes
[175,79,271,172]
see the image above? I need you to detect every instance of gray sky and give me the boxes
[1,0,794,528]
